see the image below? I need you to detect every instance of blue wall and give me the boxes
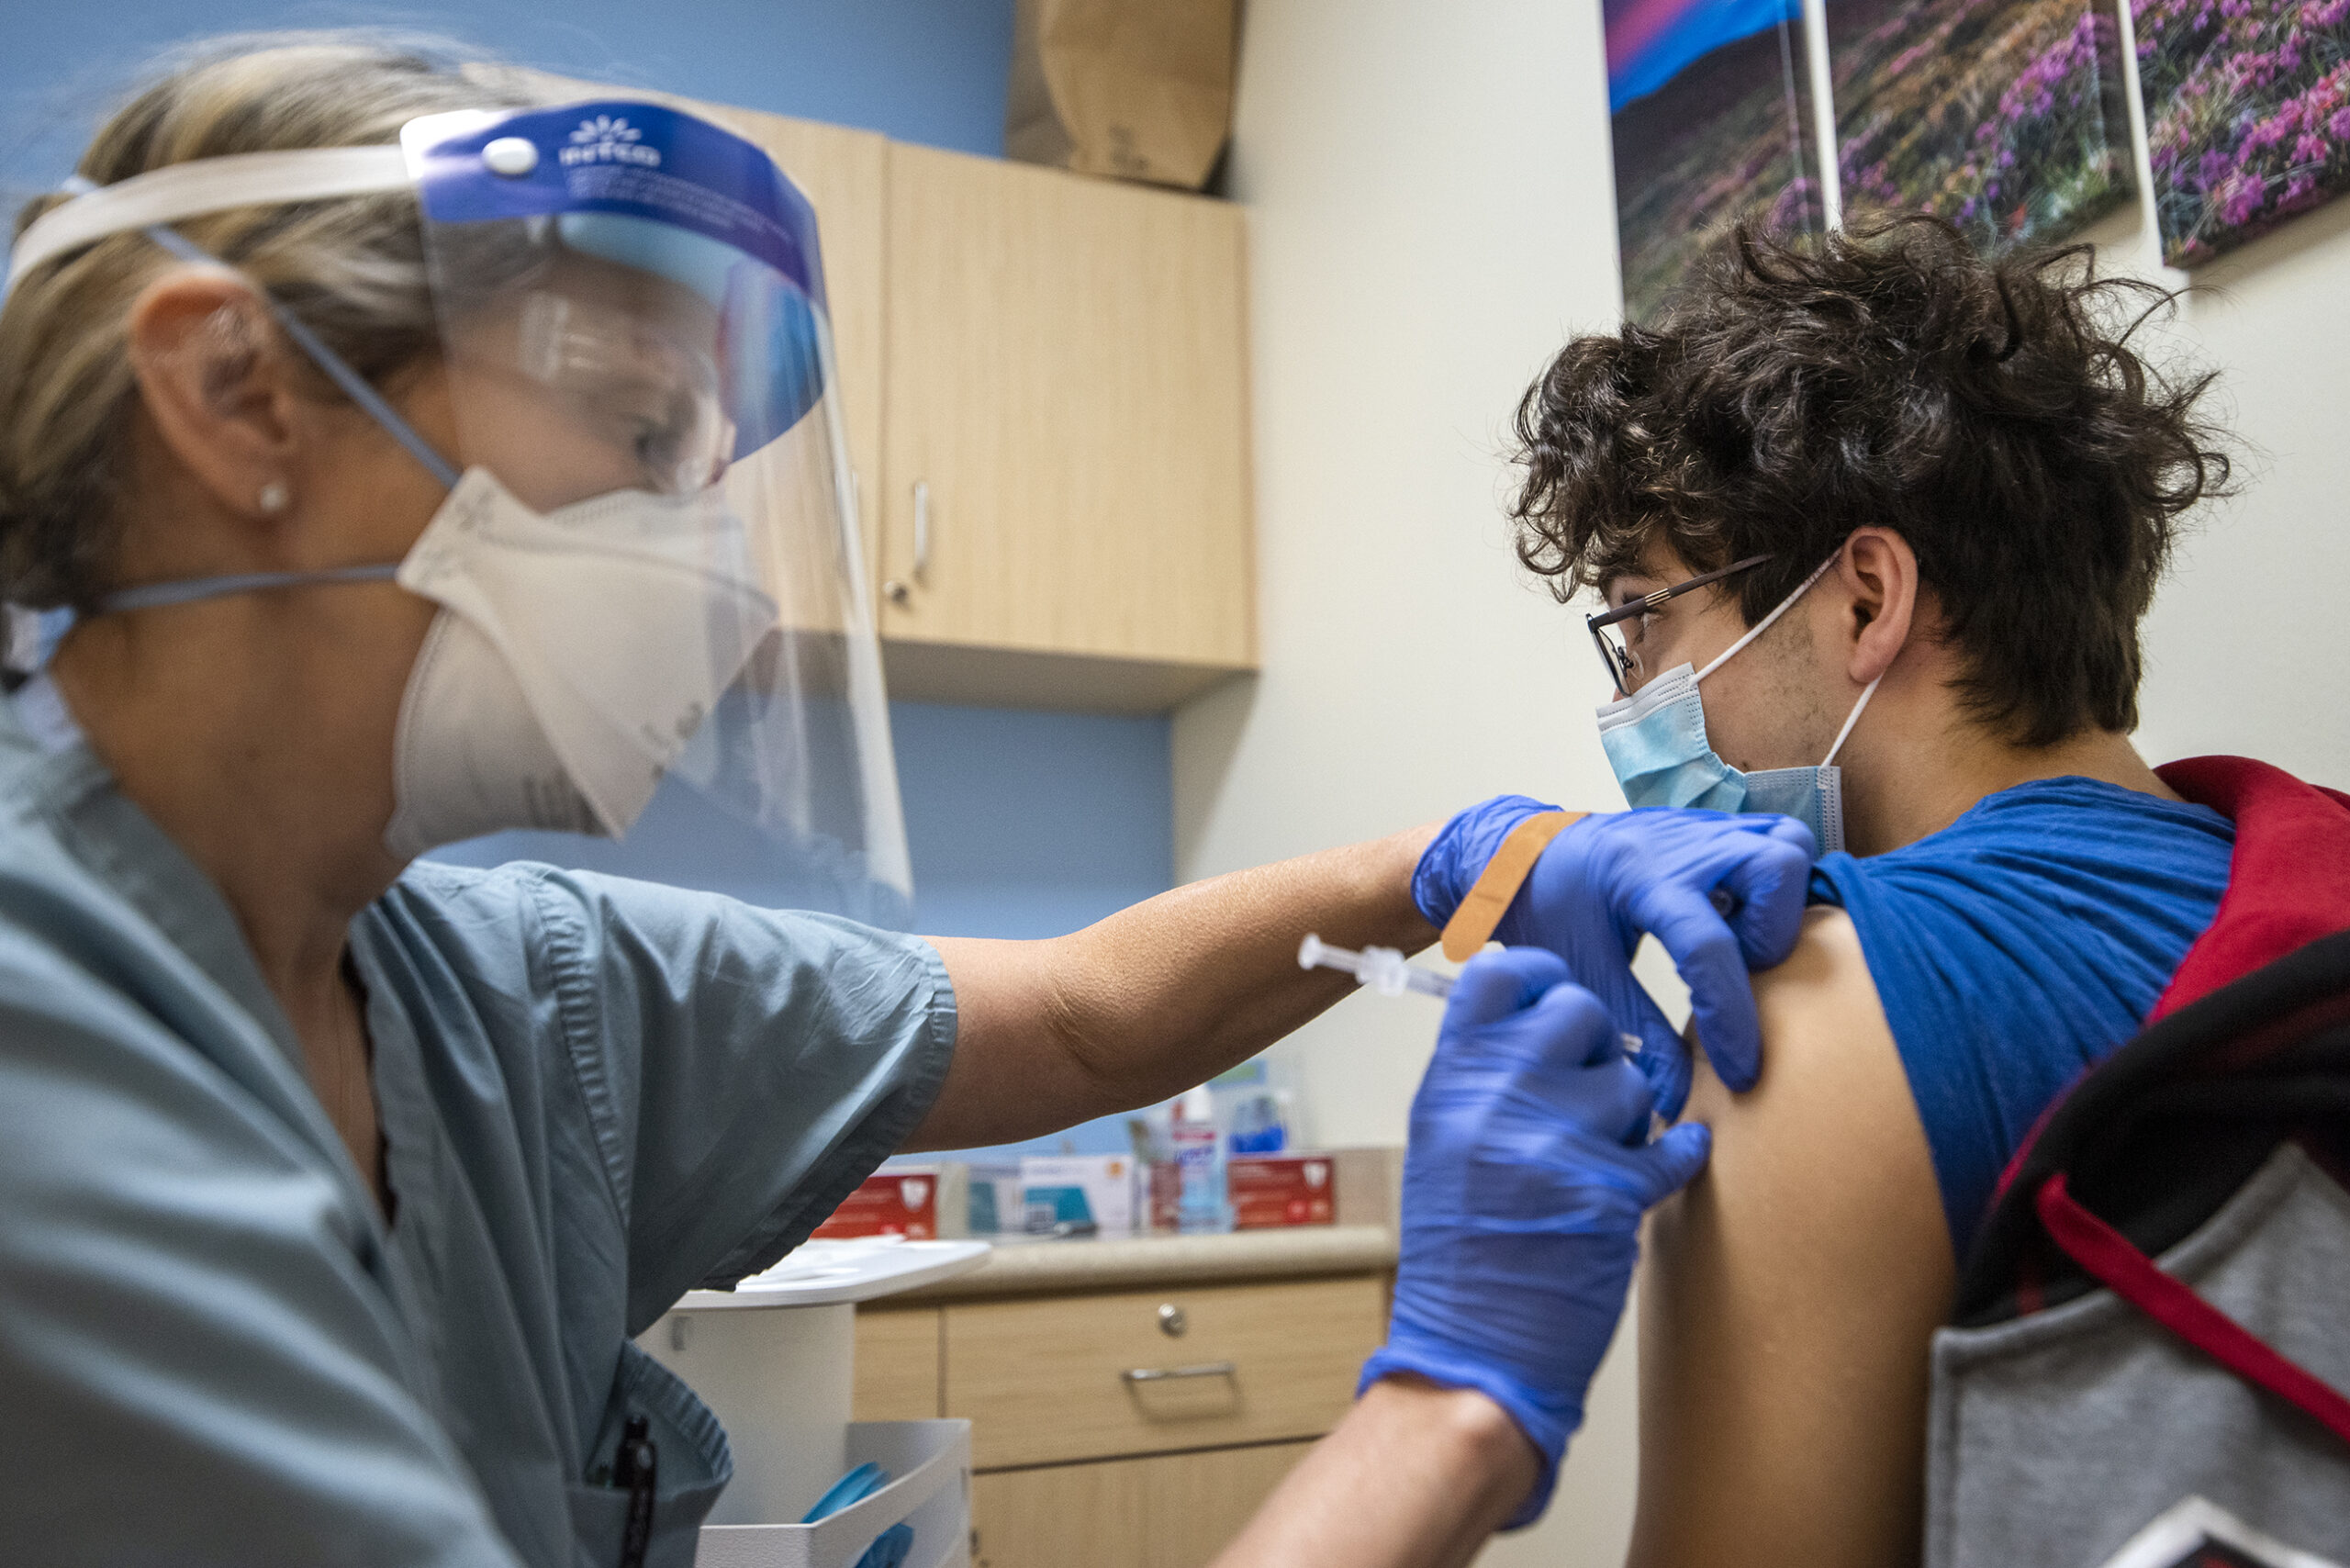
[2,1,1016,186]
[0,2,1179,952]
[895,703,1173,939]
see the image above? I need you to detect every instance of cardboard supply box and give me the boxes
[1004,0,1238,189]
[812,1164,970,1240]
[963,1162,1024,1235]
[814,1147,1399,1240]
[1019,1154,1140,1235]
[1227,1152,1337,1229]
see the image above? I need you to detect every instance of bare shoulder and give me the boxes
[1627,905,1955,1568]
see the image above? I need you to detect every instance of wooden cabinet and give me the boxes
[852,1305,943,1421]
[969,1440,1311,1568]
[857,1271,1382,1568]
[943,1275,1380,1470]
[493,73,1259,711]
[876,143,1257,711]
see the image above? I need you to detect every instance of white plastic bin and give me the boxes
[693,1420,971,1568]
[639,1238,988,1567]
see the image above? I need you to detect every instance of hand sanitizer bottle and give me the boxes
[1171,1084,1228,1234]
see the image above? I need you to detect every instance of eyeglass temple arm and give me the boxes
[1584,553,1774,631]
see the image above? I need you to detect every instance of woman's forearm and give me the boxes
[905,823,1438,1151]
[1213,1377,1539,1568]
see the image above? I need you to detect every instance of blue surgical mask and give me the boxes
[1594,554,1881,856]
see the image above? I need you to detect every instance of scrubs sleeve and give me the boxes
[0,952,523,1566]
[519,870,957,1334]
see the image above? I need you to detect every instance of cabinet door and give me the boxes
[970,1440,1311,1568]
[879,142,1257,687]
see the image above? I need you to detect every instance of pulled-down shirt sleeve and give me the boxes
[1807,777,2233,1257]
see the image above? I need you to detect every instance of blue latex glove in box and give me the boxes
[1359,949,1710,1527]
[1413,798,1815,1119]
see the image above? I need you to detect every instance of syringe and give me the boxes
[1298,934,1454,999]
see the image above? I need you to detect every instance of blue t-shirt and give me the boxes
[1808,777,2234,1258]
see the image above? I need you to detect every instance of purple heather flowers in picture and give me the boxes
[1830,0,2136,252]
[1606,0,1827,322]
[2136,0,2350,267]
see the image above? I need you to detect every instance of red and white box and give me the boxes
[1227,1153,1337,1229]
[813,1166,943,1240]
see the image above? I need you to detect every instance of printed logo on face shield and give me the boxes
[561,116,662,169]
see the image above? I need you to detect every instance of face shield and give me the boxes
[3,99,912,924]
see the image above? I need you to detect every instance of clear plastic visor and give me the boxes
[408,102,910,924]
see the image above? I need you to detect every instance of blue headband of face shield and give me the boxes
[2,99,834,616]
[404,101,831,463]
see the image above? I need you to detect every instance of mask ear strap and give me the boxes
[57,174,462,492]
[1695,553,1841,683]
[1823,673,1884,767]
[59,173,462,619]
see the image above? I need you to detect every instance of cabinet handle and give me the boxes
[912,480,933,585]
[1121,1361,1237,1384]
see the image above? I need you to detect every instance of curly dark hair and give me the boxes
[1509,216,2231,746]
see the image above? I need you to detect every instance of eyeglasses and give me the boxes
[1586,554,1773,697]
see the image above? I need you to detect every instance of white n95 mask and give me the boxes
[1594,554,1880,857]
[383,467,778,860]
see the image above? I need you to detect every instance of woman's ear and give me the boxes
[1838,528,1919,684]
[124,269,308,522]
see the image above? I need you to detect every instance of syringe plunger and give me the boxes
[1298,933,1453,999]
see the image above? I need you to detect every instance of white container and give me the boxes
[639,1238,988,1546]
[694,1420,971,1568]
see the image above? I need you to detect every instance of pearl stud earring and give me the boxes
[257,480,290,516]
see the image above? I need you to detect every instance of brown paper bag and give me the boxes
[1004,0,1238,190]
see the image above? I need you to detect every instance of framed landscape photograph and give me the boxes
[1829,0,2135,252]
[1606,0,1827,323]
[2135,0,2350,267]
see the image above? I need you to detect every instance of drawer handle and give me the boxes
[1121,1361,1237,1384]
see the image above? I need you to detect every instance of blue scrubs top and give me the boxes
[0,691,957,1567]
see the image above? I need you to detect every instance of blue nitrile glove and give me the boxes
[1414,797,1816,1119]
[1358,949,1712,1529]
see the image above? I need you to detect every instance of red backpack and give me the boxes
[1925,757,2350,1568]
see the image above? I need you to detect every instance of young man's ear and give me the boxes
[1838,528,1919,684]
[125,269,305,523]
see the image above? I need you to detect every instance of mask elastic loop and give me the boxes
[97,564,402,616]
[1695,553,1841,684]
[48,174,462,492]
[1822,673,1884,768]
[58,172,464,621]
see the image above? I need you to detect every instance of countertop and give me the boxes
[877,1224,1397,1303]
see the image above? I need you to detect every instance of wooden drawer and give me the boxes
[970,1441,1312,1568]
[943,1274,1383,1470]
[853,1305,942,1420]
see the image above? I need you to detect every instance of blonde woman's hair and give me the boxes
[0,33,543,610]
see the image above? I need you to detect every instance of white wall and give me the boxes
[1189,1,2350,1562]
